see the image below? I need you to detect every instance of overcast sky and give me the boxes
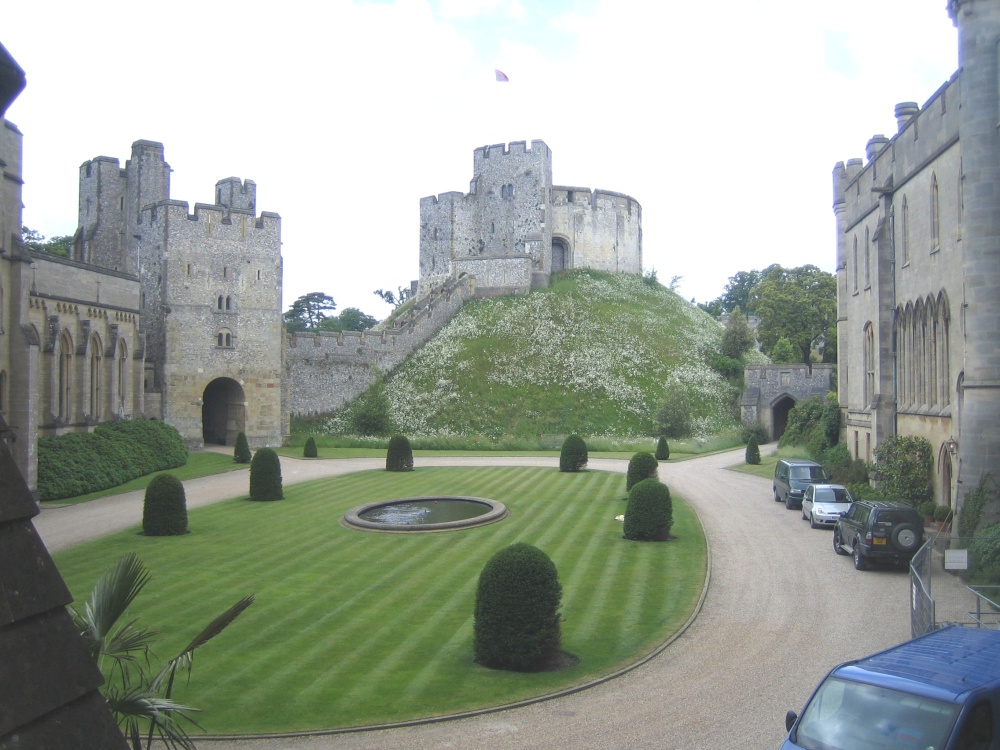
[5,0,958,319]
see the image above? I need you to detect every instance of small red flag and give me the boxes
[495,69,509,82]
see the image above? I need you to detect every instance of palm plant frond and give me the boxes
[107,684,202,750]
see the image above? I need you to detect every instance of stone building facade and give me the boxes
[419,140,642,296]
[834,0,1000,516]
[741,365,834,441]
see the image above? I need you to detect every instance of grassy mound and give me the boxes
[323,270,760,439]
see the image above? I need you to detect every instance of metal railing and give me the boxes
[909,533,1000,637]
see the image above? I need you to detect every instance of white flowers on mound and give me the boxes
[373,272,745,437]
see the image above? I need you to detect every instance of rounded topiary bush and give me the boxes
[623,478,673,541]
[474,542,562,672]
[626,452,658,492]
[234,431,251,464]
[745,435,761,465]
[655,436,670,461]
[386,435,414,472]
[303,436,318,458]
[142,473,188,536]
[249,447,284,501]
[559,434,588,472]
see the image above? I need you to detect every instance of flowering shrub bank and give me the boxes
[325,271,757,439]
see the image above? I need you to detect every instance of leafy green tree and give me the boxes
[318,307,379,333]
[769,337,797,364]
[752,265,837,364]
[872,435,933,507]
[22,225,73,257]
[374,285,413,309]
[655,385,692,439]
[623,478,673,541]
[71,553,253,750]
[350,373,393,436]
[474,543,562,671]
[721,307,756,359]
[559,434,588,472]
[283,292,337,333]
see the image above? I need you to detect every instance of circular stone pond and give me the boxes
[343,496,507,532]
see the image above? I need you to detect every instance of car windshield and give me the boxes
[793,677,959,750]
[814,488,852,505]
[791,466,829,481]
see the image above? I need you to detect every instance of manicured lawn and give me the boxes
[53,466,706,735]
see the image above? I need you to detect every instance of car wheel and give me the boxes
[853,542,868,571]
[802,508,808,521]
[833,527,848,555]
[774,489,782,503]
[891,523,921,553]
[785,495,793,510]
[809,514,819,530]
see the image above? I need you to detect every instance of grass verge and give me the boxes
[53,466,706,735]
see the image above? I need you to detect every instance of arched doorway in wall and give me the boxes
[770,395,797,442]
[202,378,246,446]
[552,237,570,273]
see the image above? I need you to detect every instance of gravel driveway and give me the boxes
[35,448,912,749]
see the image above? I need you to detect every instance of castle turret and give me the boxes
[948,0,1000,513]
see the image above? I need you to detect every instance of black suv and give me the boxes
[833,500,924,571]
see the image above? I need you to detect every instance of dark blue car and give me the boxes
[782,626,1000,749]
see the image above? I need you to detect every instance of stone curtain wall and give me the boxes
[287,274,476,415]
[741,364,834,434]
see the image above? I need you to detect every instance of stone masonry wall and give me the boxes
[287,274,476,415]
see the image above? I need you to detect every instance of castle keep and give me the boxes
[835,0,1000,518]
[419,140,642,297]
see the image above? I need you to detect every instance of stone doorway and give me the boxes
[202,378,246,446]
[552,238,569,273]
[770,395,797,442]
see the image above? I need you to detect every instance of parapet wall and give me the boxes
[286,274,477,415]
[550,186,642,275]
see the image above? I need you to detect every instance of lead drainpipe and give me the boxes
[889,202,898,438]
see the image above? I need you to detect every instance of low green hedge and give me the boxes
[38,420,187,501]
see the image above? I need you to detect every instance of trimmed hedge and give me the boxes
[474,542,562,672]
[234,431,252,464]
[559,434,588,472]
[303,436,318,459]
[626,452,658,492]
[142,473,188,536]
[249,448,284,501]
[623,478,673,541]
[655,436,670,461]
[37,419,187,501]
[386,435,414,472]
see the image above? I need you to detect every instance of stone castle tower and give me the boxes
[75,141,285,449]
[419,140,642,296]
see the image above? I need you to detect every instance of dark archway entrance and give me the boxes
[202,378,246,446]
[552,238,569,273]
[771,395,796,442]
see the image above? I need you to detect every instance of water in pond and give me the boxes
[359,499,491,525]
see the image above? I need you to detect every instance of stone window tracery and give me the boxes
[901,195,909,266]
[863,322,875,406]
[853,236,859,292]
[89,336,102,420]
[930,173,940,252]
[115,340,128,416]
[216,329,234,348]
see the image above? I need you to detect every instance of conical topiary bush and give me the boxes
[234,431,251,464]
[386,435,414,472]
[249,447,284,501]
[303,436,318,458]
[142,473,188,536]
[655,436,670,461]
[559,434,588,472]
[626,452,658,492]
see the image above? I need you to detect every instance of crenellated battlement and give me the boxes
[141,199,280,233]
[473,139,550,167]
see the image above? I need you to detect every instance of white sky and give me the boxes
[4,0,958,319]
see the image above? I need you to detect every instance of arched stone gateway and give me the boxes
[741,365,834,441]
[552,237,570,273]
[202,378,245,446]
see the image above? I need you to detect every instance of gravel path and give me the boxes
[35,449,912,749]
